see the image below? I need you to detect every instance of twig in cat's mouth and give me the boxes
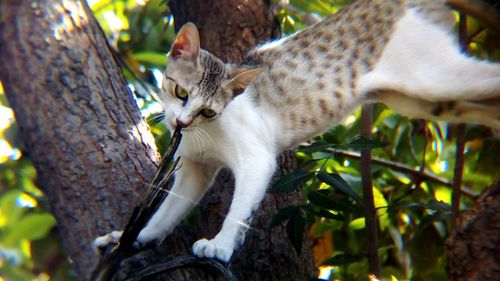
[92,128,183,281]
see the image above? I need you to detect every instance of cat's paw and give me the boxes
[192,238,233,262]
[93,230,123,255]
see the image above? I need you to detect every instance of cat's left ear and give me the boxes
[169,22,200,60]
[225,68,262,96]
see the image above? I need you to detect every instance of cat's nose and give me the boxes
[176,118,191,129]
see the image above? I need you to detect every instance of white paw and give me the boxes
[192,238,234,262]
[93,230,123,254]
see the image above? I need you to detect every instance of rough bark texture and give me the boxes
[169,0,316,280]
[1,0,315,280]
[170,0,280,63]
[446,180,500,281]
[0,1,159,279]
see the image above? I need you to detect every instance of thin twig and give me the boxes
[324,148,478,198]
[92,129,183,281]
[360,104,381,278]
[131,255,236,281]
[451,13,469,230]
[447,0,500,33]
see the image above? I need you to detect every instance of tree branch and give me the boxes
[360,104,381,278]
[447,0,500,33]
[324,149,478,198]
[451,13,469,230]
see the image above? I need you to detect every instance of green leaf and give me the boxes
[286,211,306,255]
[314,208,344,221]
[308,189,362,214]
[4,213,56,246]
[0,190,26,228]
[269,206,300,229]
[317,171,362,203]
[269,169,313,193]
[345,135,388,150]
[399,200,451,214]
[299,140,334,154]
[290,0,337,16]
[323,253,364,266]
[132,52,167,66]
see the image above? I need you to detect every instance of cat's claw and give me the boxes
[192,238,233,262]
[93,230,123,255]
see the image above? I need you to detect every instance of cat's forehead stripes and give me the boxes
[196,53,226,100]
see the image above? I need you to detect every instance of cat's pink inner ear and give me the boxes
[229,68,262,96]
[170,22,200,59]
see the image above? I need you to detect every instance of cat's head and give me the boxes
[160,23,261,131]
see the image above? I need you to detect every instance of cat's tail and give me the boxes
[372,91,500,130]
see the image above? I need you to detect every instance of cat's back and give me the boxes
[243,0,455,148]
[248,0,452,71]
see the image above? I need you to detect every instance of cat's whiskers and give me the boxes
[144,182,252,230]
[146,182,194,203]
[193,128,206,157]
[196,127,214,148]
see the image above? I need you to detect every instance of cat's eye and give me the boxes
[175,84,188,100]
[200,108,217,118]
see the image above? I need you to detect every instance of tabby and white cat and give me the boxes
[96,0,500,262]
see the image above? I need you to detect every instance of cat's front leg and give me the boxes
[94,158,219,251]
[136,158,219,245]
[192,152,276,262]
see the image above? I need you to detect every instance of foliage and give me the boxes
[0,87,74,279]
[0,0,499,280]
[273,3,500,281]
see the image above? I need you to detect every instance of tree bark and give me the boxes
[0,0,159,279]
[446,180,500,281]
[1,0,315,280]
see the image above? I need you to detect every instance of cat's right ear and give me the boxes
[225,68,263,96]
[169,22,200,60]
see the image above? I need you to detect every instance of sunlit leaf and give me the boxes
[349,217,365,230]
[314,209,344,221]
[0,190,25,228]
[372,187,389,231]
[317,171,362,203]
[132,52,168,66]
[3,213,56,246]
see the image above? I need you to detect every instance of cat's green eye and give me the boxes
[200,108,217,118]
[175,84,188,100]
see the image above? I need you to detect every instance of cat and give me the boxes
[95,0,500,262]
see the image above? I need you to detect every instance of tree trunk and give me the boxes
[0,0,315,280]
[0,0,159,279]
[446,180,500,281]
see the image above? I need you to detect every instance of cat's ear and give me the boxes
[226,68,262,96]
[169,22,200,60]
